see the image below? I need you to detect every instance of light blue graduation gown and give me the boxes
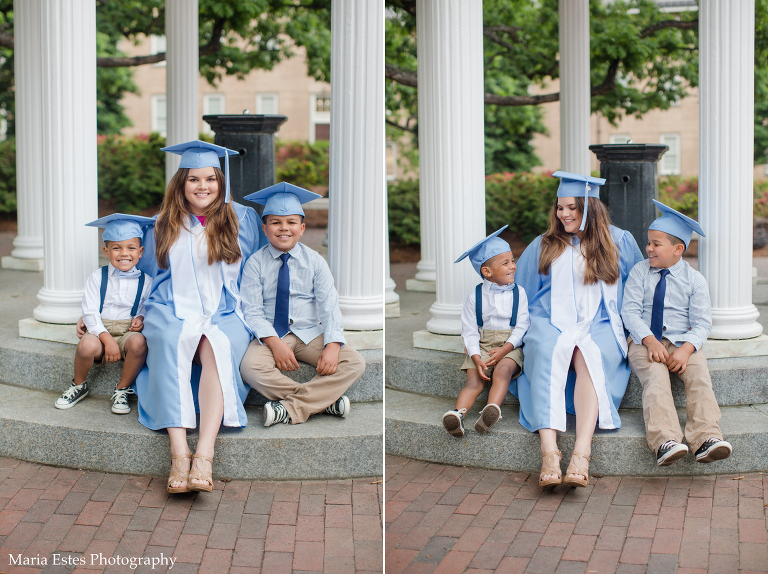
[134,202,266,431]
[510,226,643,432]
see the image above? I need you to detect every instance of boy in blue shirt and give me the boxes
[621,201,732,466]
[442,226,530,437]
[239,183,366,426]
[55,214,153,414]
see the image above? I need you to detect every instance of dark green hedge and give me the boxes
[0,136,332,216]
[388,173,744,247]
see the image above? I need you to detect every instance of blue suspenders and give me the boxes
[99,265,146,317]
[475,283,518,328]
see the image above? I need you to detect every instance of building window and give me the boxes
[309,93,331,144]
[659,133,681,176]
[151,95,167,137]
[202,94,226,135]
[386,141,398,181]
[609,134,631,145]
[256,93,279,115]
[150,35,167,67]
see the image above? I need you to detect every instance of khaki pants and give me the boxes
[240,334,366,424]
[86,319,141,363]
[460,328,524,380]
[627,336,722,453]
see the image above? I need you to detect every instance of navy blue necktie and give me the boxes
[274,253,290,337]
[650,268,670,341]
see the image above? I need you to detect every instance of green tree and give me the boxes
[0,0,333,135]
[386,0,705,173]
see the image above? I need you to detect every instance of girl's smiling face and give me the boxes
[556,197,583,235]
[184,167,219,216]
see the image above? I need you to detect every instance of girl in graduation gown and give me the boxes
[135,141,265,493]
[511,172,643,488]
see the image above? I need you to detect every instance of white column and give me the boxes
[559,0,591,174]
[165,0,199,181]
[3,0,44,271]
[385,183,400,317]
[32,0,98,323]
[327,0,384,339]
[699,1,762,340]
[418,0,486,336]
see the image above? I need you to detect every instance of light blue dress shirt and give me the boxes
[240,242,346,347]
[621,258,712,351]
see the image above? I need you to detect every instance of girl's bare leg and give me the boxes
[192,336,224,487]
[570,347,598,482]
[539,428,560,482]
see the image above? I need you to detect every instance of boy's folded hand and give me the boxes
[76,317,86,339]
[100,333,121,364]
[130,316,144,332]
[667,342,695,374]
[472,355,490,381]
[641,335,669,364]
[266,337,299,371]
[317,342,341,376]
[486,343,514,367]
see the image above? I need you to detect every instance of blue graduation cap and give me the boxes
[455,226,511,277]
[648,199,705,250]
[161,140,239,203]
[86,213,156,242]
[243,182,322,219]
[552,171,606,232]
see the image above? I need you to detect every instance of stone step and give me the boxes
[385,350,768,409]
[0,337,382,405]
[0,382,382,480]
[385,389,768,476]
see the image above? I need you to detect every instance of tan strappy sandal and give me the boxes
[167,451,193,494]
[563,451,590,487]
[188,454,214,493]
[539,450,563,487]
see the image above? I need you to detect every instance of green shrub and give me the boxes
[387,179,421,246]
[657,175,698,219]
[0,138,17,214]
[275,140,330,190]
[97,133,166,213]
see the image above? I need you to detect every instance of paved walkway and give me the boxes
[385,455,768,574]
[0,458,383,574]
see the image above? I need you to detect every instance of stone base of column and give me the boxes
[702,335,768,358]
[19,318,78,345]
[709,304,763,340]
[413,330,463,354]
[343,330,383,350]
[405,278,436,292]
[385,301,400,318]
[1,256,44,272]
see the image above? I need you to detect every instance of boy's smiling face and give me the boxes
[646,229,684,268]
[103,237,144,271]
[481,250,516,286]
[262,214,305,252]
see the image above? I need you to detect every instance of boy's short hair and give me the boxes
[262,214,305,224]
[663,232,685,250]
[104,237,143,247]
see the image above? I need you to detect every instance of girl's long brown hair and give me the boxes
[154,167,241,269]
[538,196,619,285]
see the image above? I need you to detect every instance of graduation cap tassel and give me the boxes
[579,181,589,232]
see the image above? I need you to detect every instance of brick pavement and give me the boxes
[385,455,768,574]
[0,458,383,573]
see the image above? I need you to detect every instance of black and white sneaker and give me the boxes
[111,386,135,415]
[656,440,689,466]
[695,438,732,463]
[442,408,467,438]
[54,381,88,410]
[325,396,350,418]
[263,401,291,427]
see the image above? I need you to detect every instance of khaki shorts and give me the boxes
[461,328,524,379]
[85,319,141,362]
